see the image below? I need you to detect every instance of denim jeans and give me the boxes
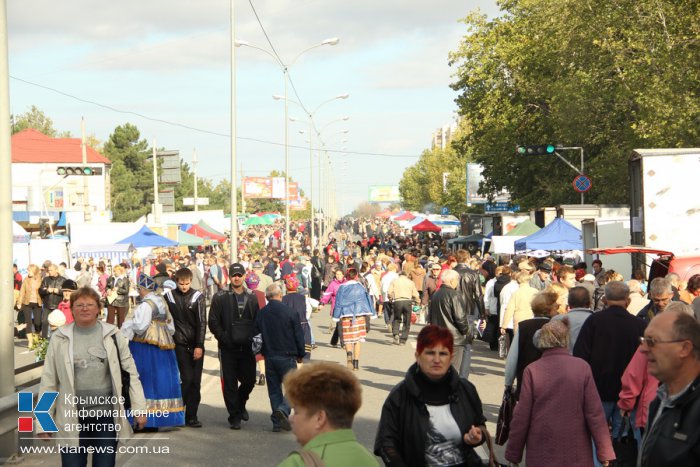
[60,414,117,467]
[265,356,297,425]
[593,400,624,467]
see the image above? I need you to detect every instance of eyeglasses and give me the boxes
[639,336,687,348]
[231,273,244,278]
[74,304,98,310]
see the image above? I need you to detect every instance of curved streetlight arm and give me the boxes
[234,40,284,68]
[289,37,339,67]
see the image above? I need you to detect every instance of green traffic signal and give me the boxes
[56,166,100,176]
[516,144,557,156]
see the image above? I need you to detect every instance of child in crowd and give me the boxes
[56,279,77,325]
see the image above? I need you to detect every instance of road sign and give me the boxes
[441,207,449,215]
[485,202,520,213]
[572,174,592,193]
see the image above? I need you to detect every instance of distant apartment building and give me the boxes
[431,122,459,150]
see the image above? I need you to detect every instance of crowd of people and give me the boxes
[15,215,700,466]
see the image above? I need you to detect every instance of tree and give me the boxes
[12,105,71,137]
[351,202,382,218]
[448,0,700,209]
[103,124,154,221]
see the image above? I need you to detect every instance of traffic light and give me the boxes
[515,144,556,156]
[56,166,102,176]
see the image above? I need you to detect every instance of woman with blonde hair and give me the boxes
[18,264,42,347]
[545,282,569,314]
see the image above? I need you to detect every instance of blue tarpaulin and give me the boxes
[117,225,178,248]
[514,217,583,252]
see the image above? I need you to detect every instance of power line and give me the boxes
[10,76,419,159]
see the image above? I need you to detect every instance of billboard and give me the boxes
[466,163,510,204]
[368,185,400,203]
[243,177,300,199]
[289,197,307,211]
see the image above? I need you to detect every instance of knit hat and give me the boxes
[61,279,78,291]
[138,273,157,291]
[284,274,300,292]
[245,272,260,290]
[163,280,177,290]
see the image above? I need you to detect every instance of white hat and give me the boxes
[48,309,66,327]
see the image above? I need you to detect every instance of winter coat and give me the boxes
[501,283,538,333]
[320,279,344,311]
[505,347,615,466]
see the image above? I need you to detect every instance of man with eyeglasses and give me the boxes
[638,309,700,466]
[638,277,676,324]
[573,281,647,467]
[208,263,260,430]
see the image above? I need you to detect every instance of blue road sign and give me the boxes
[441,207,449,215]
[572,174,592,193]
[485,202,520,213]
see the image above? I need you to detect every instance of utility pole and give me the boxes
[240,160,246,214]
[81,117,91,222]
[0,0,17,457]
[229,0,239,262]
[192,148,198,212]
[152,140,160,224]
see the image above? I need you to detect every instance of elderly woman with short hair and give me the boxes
[278,362,379,466]
[505,319,615,466]
[38,287,146,467]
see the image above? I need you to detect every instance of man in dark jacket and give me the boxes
[637,277,675,324]
[573,281,646,466]
[453,249,485,319]
[427,269,472,379]
[39,263,64,338]
[208,263,260,430]
[164,267,206,427]
[638,309,700,466]
[255,283,305,432]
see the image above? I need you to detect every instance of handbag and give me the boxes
[611,415,637,467]
[111,334,131,411]
[495,386,515,445]
[479,316,497,343]
[498,333,510,360]
[480,425,509,467]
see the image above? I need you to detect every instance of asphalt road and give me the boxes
[17,307,508,466]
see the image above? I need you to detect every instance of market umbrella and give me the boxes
[186,224,227,243]
[394,211,416,221]
[244,216,273,226]
[178,230,204,246]
[412,219,442,233]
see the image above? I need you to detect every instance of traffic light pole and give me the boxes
[553,146,585,204]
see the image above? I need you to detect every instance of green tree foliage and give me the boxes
[12,105,71,137]
[103,124,154,221]
[399,144,469,215]
[448,0,700,209]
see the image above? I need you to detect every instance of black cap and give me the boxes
[538,262,552,272]
[61,279,78,291]
[229,263,246,276]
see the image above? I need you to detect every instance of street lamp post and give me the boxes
[235,37,339,255]
[282,97,348,252]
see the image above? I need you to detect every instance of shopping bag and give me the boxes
[611,415,637,467]
[495,386,515,445]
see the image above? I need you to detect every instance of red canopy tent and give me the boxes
[394,211,416,221]
[412,219,441,233]
[186,224,227,243]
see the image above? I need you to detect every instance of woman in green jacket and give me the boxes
[278,362,379,467]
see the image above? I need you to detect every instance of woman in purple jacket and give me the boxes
[505,319,615,467]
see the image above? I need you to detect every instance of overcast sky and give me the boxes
[8,0,499,215]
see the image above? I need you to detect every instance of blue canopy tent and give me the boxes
[514,217,583,253]
[116,225,178,248]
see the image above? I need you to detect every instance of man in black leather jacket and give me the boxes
[164,267,206,427]
[38,264,64,338]
[208,263,260,430]
[427,269,471,378]
[638,309,700,467]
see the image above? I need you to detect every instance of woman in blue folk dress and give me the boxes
[121,274,185,429]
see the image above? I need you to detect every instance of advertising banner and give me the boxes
[243,177,273,199]
[368,185,400,203]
